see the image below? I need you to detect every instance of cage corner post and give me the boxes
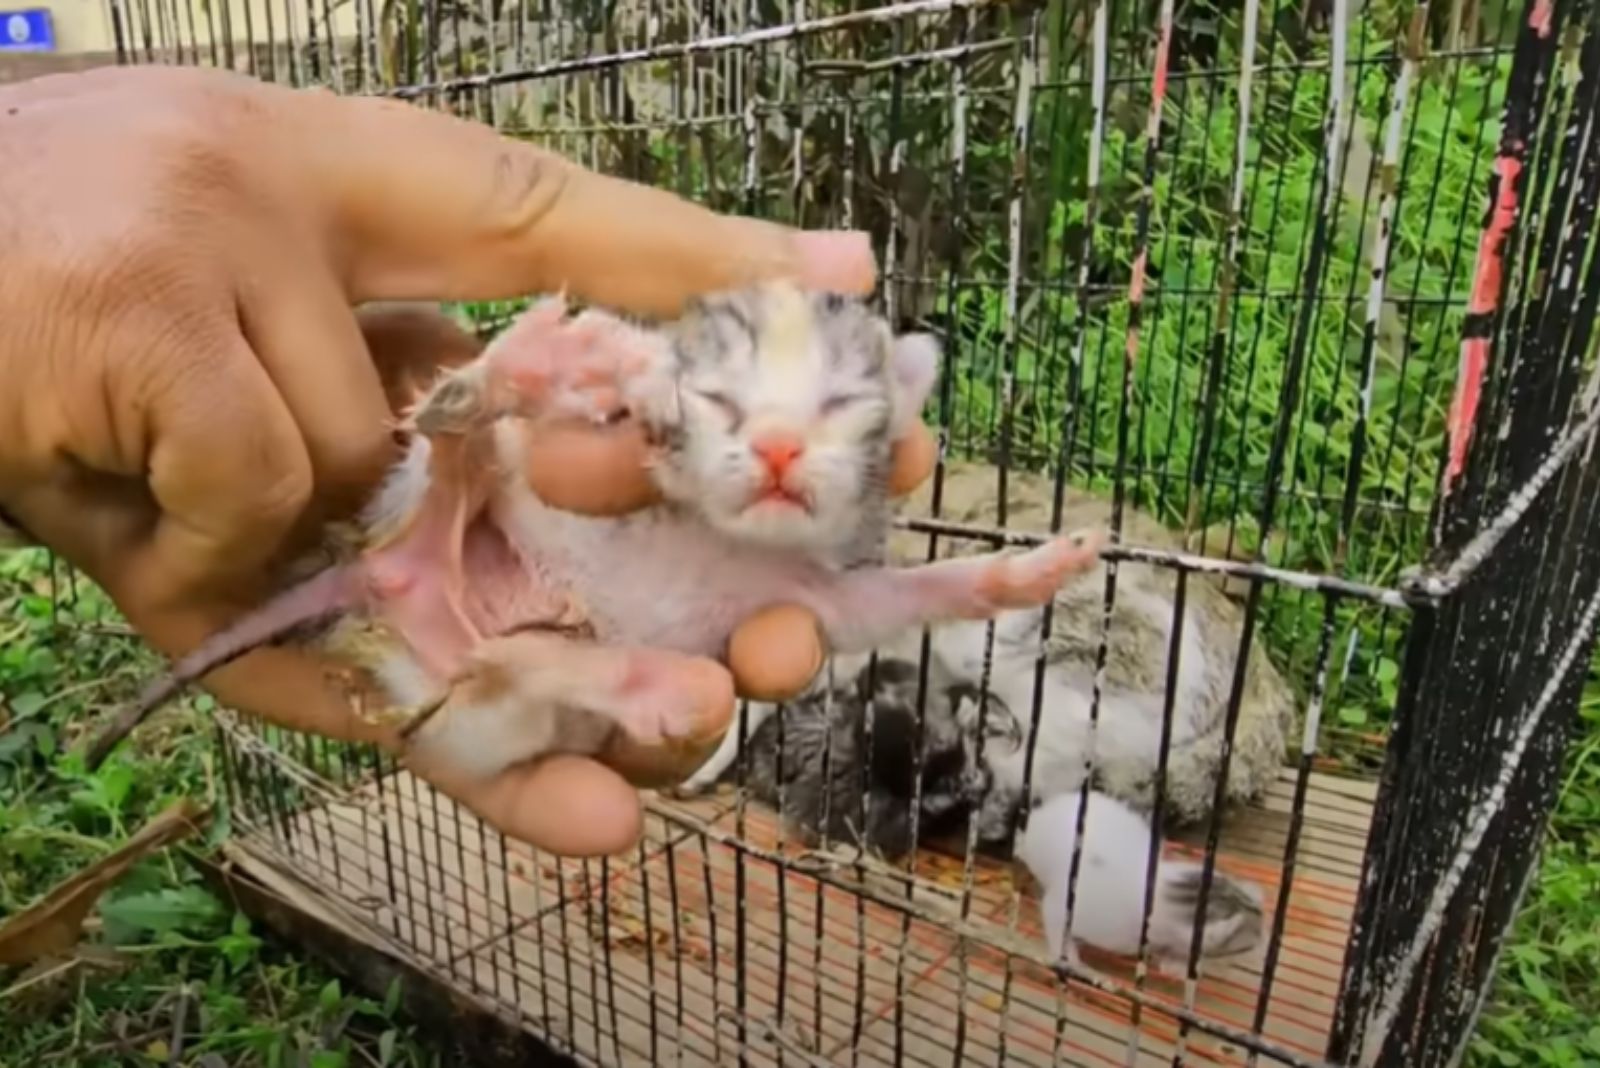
[1326,0,1600,1062]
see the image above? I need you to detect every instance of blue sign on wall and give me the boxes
[0,8,56,52]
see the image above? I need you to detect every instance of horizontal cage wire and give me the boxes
[24,0,1595,1064]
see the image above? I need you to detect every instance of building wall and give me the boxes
[1,0,363,76]
[18,0,113,53]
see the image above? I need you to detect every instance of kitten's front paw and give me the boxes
[490,303,634,425]
[978,530,1105,609]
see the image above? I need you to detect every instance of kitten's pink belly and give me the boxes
[554,534,791,654]
[457,518,575,635]
[492,492,799,657]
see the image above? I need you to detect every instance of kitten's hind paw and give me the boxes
[496,304,670,426]
[396,632,738,788]
[604,648,737,749]
[671,760,725,798]
[407,362,493,436]
[978,529,1106,609]
[1153,953,1196,979]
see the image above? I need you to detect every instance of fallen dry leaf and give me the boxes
[0,797,210,967]
[1,944,129,1020]
[678,939,712,965]
[607,915,675,954]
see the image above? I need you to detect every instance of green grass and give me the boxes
[0,555,443,1067]
[1466,663,1600,1068]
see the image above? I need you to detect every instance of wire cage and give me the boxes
[71,0,1600,1064]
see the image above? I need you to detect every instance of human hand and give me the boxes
[0,63,935,855]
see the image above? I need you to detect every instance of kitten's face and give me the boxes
[653,283,939,556]
[950,682,1025,754]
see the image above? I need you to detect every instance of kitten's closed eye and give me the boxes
[694,390,744,429]
[820,393,870,416]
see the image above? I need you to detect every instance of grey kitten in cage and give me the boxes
[704,651,1022,860]
[90,283,1107,785]
[876,460,1299,842]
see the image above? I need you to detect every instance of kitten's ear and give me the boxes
[888,332,942,433]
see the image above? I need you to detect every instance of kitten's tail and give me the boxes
[1151,860,1266,961]
[83,564,364,770]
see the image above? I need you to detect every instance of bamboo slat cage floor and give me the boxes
[219,711,1375,1068]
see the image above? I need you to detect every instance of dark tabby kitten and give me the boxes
[723,652,1023,860]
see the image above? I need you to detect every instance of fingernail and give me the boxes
[794,231,878,294]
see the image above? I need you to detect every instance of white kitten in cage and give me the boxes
[1015,788,1266,974]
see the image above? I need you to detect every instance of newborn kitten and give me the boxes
[91,284,1103,784]
[711,652,1022,860]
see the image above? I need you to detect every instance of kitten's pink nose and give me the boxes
[751,433,805,479]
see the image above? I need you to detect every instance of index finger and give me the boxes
[272,83,877,316]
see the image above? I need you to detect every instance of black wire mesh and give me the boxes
[70,0,1600,1064]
